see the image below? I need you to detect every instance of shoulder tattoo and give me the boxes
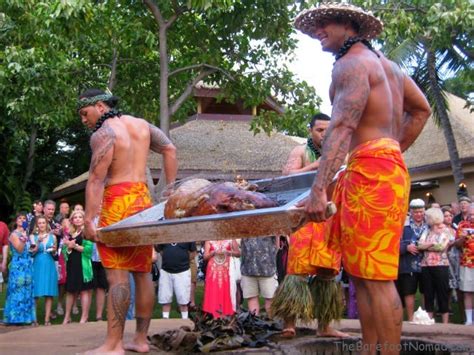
[149,123,171,153]
[331,58,369,129]
[89,125,116,172]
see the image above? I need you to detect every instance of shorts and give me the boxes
[459,266,474,292]
[397,272,423,296]
[92,261,108,290]
[241,274,278,299]
[158,269,191,305]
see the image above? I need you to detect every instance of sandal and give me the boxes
[279,328,296,339]
[44,321,51,326]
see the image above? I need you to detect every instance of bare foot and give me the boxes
[84,344,125,355]
[317,326,352,338]
[123,341,150,353]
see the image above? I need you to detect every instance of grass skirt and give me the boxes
[309,276,343,328]
[271,275,314,324]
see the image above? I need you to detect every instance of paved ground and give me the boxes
[0,319,193,354]
[0,318,473,354]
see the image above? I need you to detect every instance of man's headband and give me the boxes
[77,94,112,111]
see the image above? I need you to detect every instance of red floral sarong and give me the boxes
[98,182,153,273]
[326,138,410,280]
[287,222,341,276]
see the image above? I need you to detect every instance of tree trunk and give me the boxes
[426,49,464,186]
[108,48,118,91]
[22,125,37,190]
[159,25,169,136]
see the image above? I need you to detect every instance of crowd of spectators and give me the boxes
[396,196,474,325]
[1,195,473,327]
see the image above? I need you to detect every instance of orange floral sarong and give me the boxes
[326,138,410,280]
[287,222,341,276]
[98,182,153,273]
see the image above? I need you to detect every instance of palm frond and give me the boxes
[437,47,469,77]
[411,59,448,127]
[385,38,420,66]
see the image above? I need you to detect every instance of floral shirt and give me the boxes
[419,228,450,267]
[456,221,474,268]
[240,237,277,277]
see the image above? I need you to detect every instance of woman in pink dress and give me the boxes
[202,240,240,318]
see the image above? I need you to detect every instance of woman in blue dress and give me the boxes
[30,215,58,325]
[3,212,36,325]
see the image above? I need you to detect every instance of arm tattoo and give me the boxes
[314,58,370,190]
[110,282,130,330]
[136,317,151,334]
[149,123,171,153]
[89,125,116,172]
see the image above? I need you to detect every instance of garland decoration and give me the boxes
[93,109,121,133]
[335,36,379,61]
[307,137,322,159]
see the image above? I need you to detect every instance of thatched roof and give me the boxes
[403,94,474,171]
[149,118,304,179]
[52,118,304,196]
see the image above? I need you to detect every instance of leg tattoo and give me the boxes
[393,296,403,326]
[110,282,130,331]
[136,317,151,334]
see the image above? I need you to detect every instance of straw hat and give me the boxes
[295,2,383,40]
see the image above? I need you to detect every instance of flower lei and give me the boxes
[335,36,379,61]
[93,109,121,133]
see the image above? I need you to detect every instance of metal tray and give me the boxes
[98,171,317,247]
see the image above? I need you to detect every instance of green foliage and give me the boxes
[0,0,324,218]
[444,68,474,111]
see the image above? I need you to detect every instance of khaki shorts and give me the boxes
[241,274,278,299]
[459,266,474,292]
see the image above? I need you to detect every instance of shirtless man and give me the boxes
[273,112,348,339]
[283,113,329,175]
[78,89,177,354]
[295,3,431,353]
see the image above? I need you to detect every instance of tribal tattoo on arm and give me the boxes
[110,282,131,331]
[89,125,116,173]
[149,123,171,154]
[314,58,370,190]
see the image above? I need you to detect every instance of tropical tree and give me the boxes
[357,0,474,186]
[0,1,95,217]
[0,1,323,217]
